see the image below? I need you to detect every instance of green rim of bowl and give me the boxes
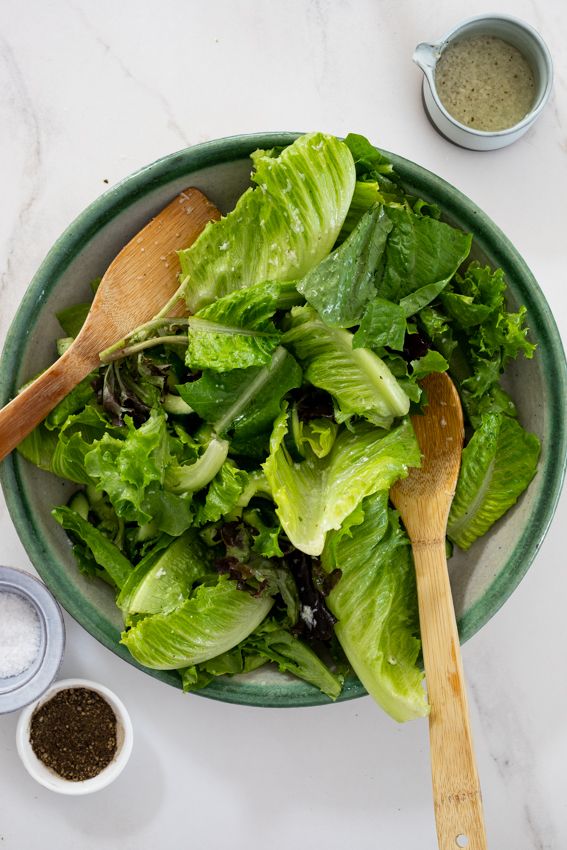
[1,133,566,707]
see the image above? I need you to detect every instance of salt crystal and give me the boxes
[0,591,41,678]
[300,605,315,628]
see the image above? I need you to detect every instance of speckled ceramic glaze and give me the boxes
[1,134,565,707]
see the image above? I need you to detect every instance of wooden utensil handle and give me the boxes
[413,540,488,850]
[0,349,93,462]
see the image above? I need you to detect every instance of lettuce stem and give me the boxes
[101,335,187,363]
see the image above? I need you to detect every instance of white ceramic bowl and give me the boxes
[16,677,133,794]
[414,14,554,150]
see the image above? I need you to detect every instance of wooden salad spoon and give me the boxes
[0,187,220,462]
[391,371,488,850]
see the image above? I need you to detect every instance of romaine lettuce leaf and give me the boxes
[186,280,300,371]
[178,133,356,312]
[179,646,268,692]
[338,180,384,242]
[45,377,98,430]
[121,575,274,669]
[52,506,133,589]
[283,305,410,428]
[18,424,78,480]
[462,384,518,426]
[178,346,302,450]
[352,297,406,352]
[399,280,451,317]
[448,413,540,550]
[287,408,338,460]
[323,491,428,722]
[379,205,472,303]
[56,302,90,338]
[117,528,212,615]
[165,437,229,494]
[263,408,420,555]
[296,204,392,328]
[245,620,343,700]
[344,133,395,177]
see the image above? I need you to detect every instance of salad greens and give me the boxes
[264,410,420,556]
[283,305,411,428]
[323,492,428,722]
[177,132,356,312]
[20,131,540,721]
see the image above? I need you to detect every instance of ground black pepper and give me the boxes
[29,687,117,781]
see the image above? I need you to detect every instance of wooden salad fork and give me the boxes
[391,371,488,850]
[0,188,220,462]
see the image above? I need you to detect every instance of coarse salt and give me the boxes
[0,591,41,678]
[300,605,315,628]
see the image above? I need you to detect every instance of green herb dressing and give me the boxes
[435,35,536,131]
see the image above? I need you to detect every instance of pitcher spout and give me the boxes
[413,42,438,74]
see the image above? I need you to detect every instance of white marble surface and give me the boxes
[0,1,566,847]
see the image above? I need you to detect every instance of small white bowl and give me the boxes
[16,678,133,794]
[414,14,554,150]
